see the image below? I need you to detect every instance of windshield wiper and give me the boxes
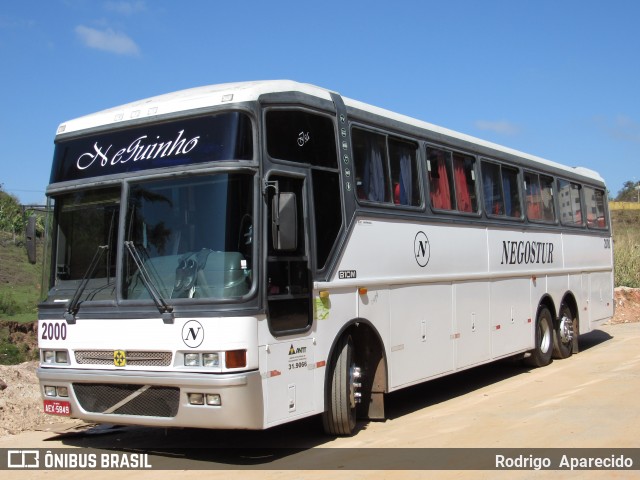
[64,245,108,324]
[124,241,174,323]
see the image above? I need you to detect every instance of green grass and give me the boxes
[0,232,43,323]
[612,209,640,288]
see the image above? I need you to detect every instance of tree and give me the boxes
[615,181,640,202]
[0,188,25,239]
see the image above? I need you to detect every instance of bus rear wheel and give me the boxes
[525,306,553,368]
[553,304,576,359]
[322,334,361,436]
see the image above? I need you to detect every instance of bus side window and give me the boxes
[427,147,477,213]
[525,172,555,223]
[427,147,454,210]
[525,172,541,220]
[482,161,504,215]
[266,109,338,168]
[584,186,608,228]
[483,161,521,218]
[502,166,521,218]
[452,152,477,213]
[389,138,420,206]
[558,179,583,226]
[539,175,555,221]
[352,129,390,203]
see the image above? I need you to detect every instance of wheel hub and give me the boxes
[350,366,362,407]
[559,315,574,344]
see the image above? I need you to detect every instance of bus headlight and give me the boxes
[203,353,219,367]
[44,385,69,397]
[184,353,200,366]
[42,350,69,364]
[188,393,204,405]
[187,392,221,406]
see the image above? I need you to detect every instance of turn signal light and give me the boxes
[225,349,247,369]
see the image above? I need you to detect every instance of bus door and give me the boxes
[263,173,315,423]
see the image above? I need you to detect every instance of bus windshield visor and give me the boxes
[50,112,253,183]
[123,173,254,301]
[47,188,121,303]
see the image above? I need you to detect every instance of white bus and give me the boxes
[38,80,613,436]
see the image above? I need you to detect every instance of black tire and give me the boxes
[322,334,358,436]
[552,304,576,359]
[525,306,554,368]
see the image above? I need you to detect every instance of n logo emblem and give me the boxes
[181,320,204,348]
[114,350,126,367]
[414,231,431,267]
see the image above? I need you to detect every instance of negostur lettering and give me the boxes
[500,240,554,265]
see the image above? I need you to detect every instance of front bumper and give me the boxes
[37,367,265,430]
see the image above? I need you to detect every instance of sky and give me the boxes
[1,0,639,205]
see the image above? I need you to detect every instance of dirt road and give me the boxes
[1,322,639,479]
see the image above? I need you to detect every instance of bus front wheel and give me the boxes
[525,306,554,368]
[322,334,360,436]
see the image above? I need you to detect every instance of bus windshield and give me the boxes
[48,188,121,303]
[46,173,254,307]
[123,173,254,301]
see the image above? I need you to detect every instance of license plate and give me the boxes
[43,399,71,416]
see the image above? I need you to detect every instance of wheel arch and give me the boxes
[559,291,580,327]
[324,318,388,421]
[537,294,557,324]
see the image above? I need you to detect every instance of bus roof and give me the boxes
[56,80,334,135]
[55,80,604,184]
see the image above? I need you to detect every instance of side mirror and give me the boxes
[272,192,297,251]
[26,215,37,264]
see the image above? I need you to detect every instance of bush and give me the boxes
[614,235,640,288]
[0,340,26,365]
[0,292,19,316]
[0,190,25,236]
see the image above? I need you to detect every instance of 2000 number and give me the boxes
[41,322,67,341]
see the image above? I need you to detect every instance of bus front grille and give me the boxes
[73,383,179,417]
[74,350,173,367]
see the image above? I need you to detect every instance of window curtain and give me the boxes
[502,173,512,216]
[527,180,541,219]
[483,168,494,214]
[399,151,412,205]
[362,136,386,202]
[430,155,452,209]
[453,157,472,212]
